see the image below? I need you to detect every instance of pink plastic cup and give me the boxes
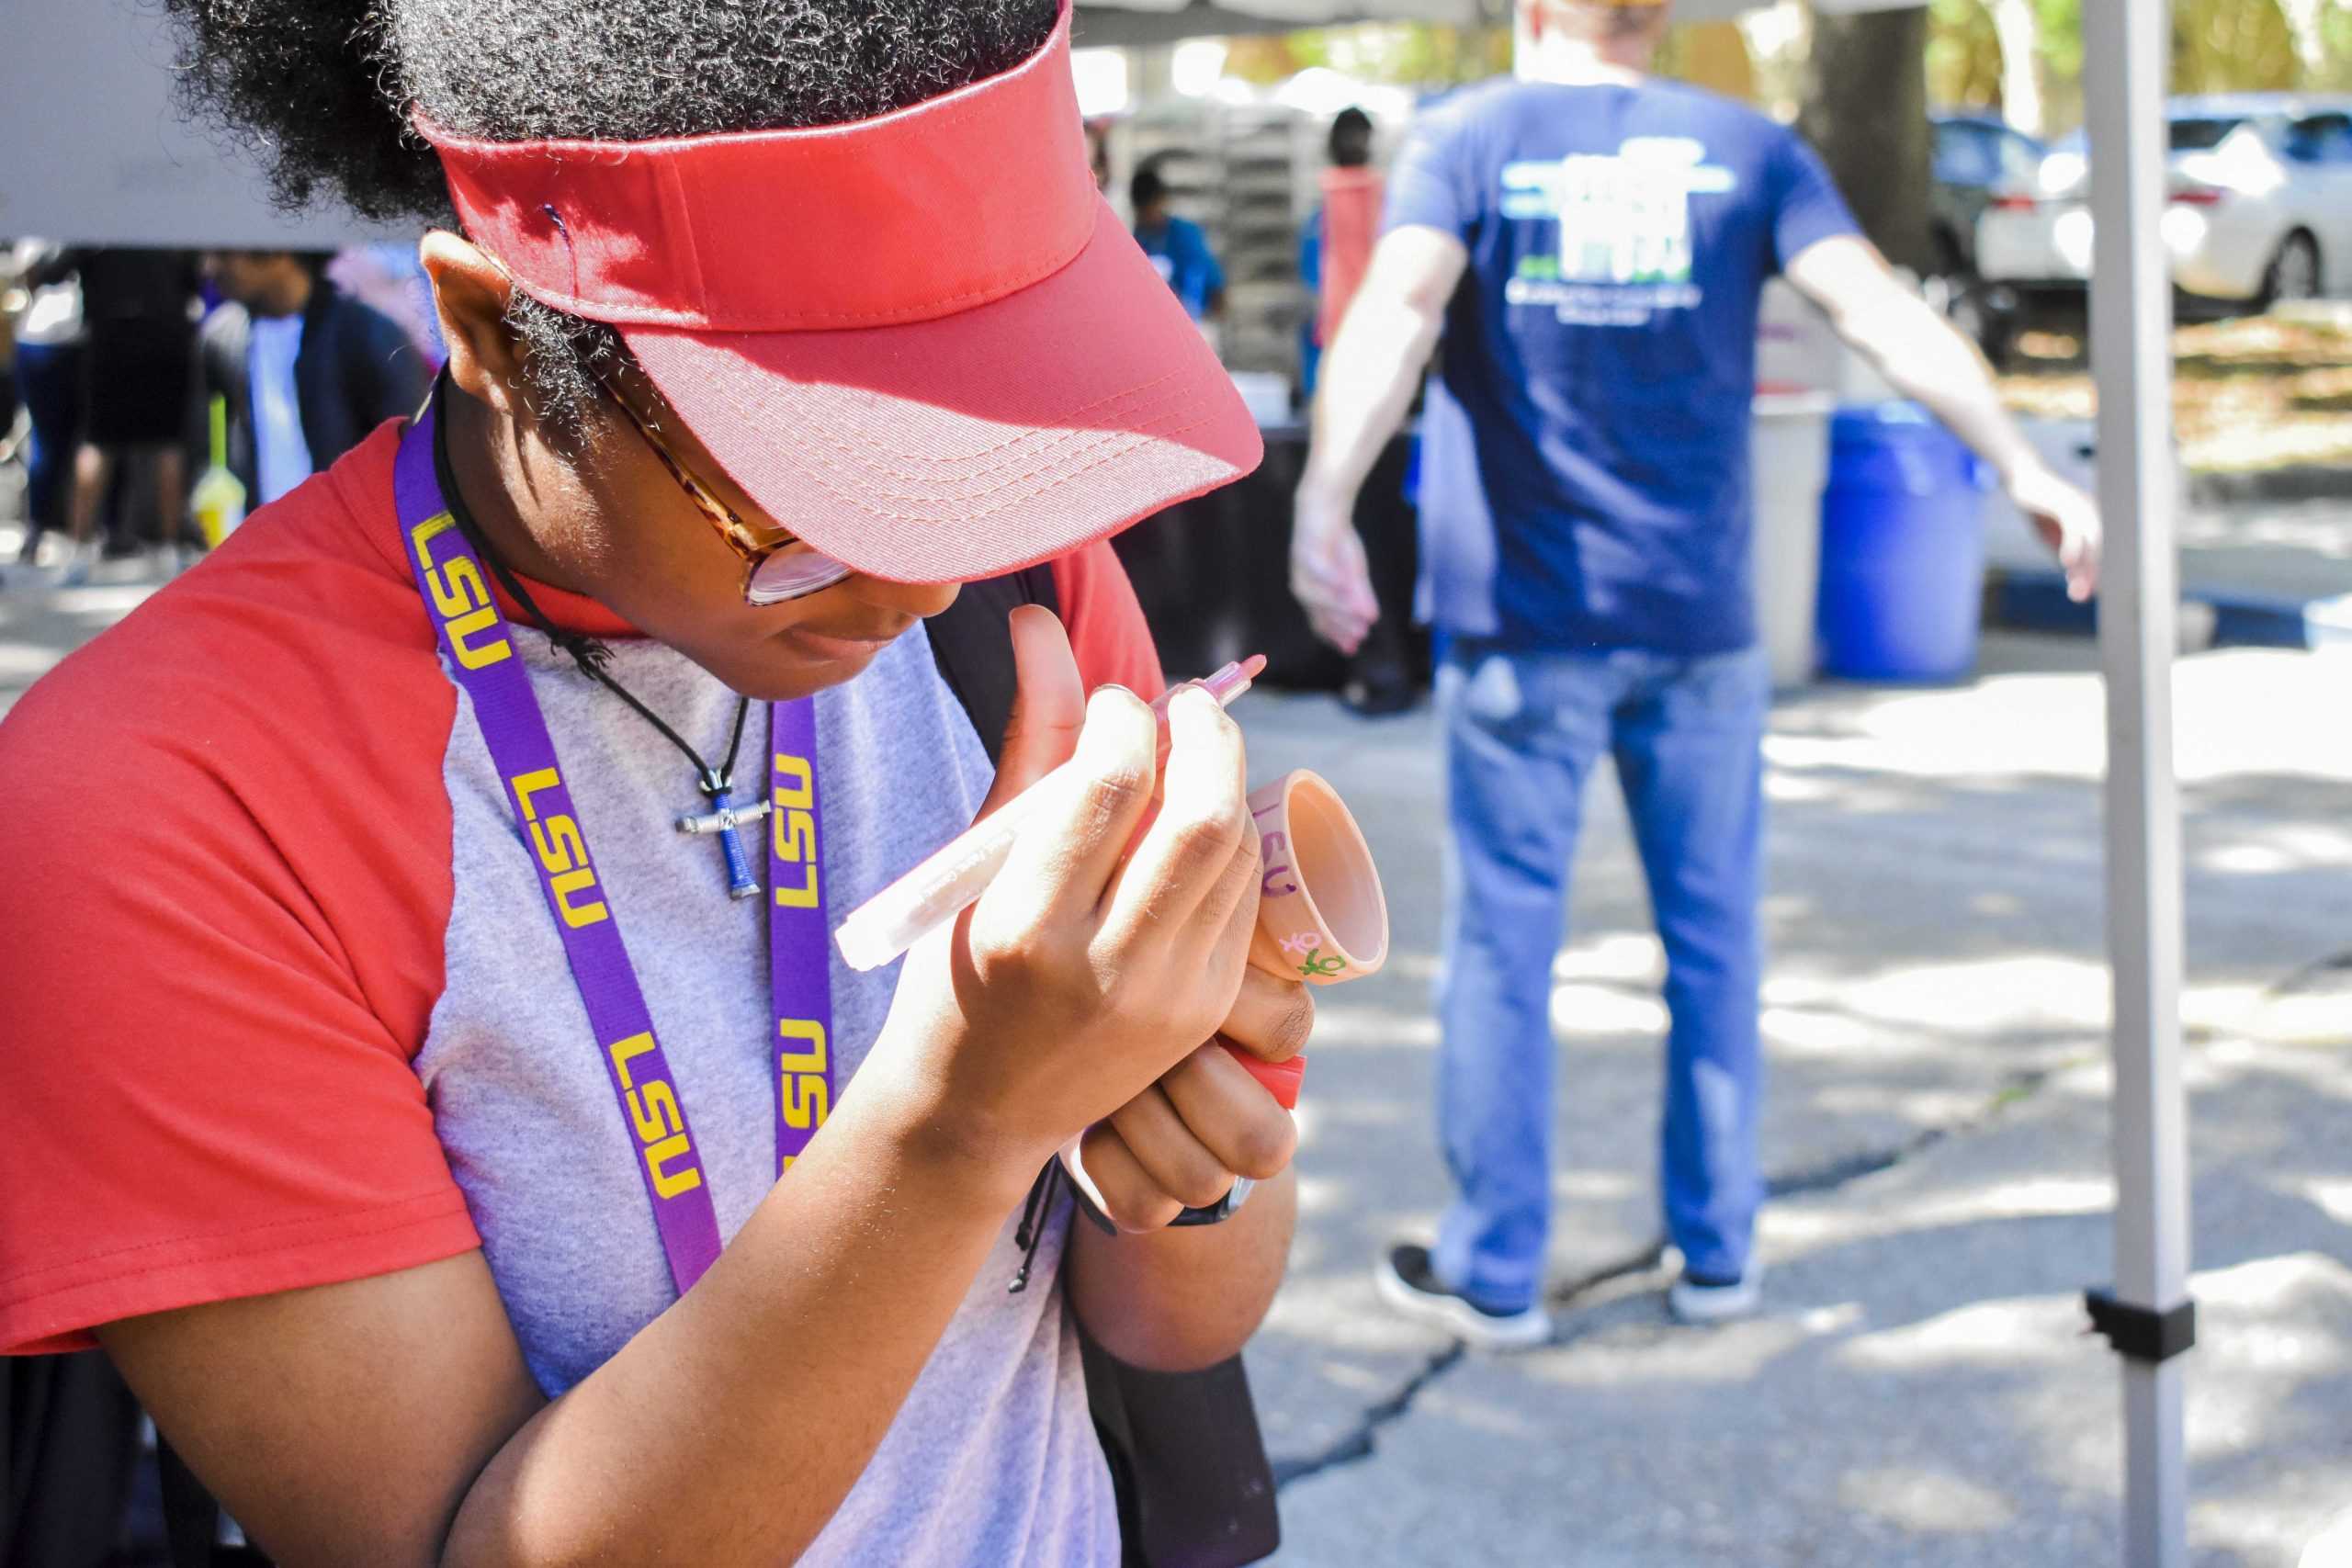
[1221,769,1389,1111]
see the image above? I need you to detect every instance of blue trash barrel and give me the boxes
[1815,402,1991,681]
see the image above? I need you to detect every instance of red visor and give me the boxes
[417,1,1259,582]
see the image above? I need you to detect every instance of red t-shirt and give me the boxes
[0,421,1162,1356]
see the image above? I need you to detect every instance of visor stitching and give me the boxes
[787,400,1210,505]
[683,369,1217,505]
[757,405,1227,525]
[762,369,1190,479]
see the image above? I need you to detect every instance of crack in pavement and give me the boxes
[1269,1064,2062,1493]
[2274,948,2352,994]
[1271,1340,1465,1489]
[1267,1237,1680,1490]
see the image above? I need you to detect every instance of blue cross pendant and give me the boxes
[676,787,770,901]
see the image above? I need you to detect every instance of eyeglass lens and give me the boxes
[748,548,858,605]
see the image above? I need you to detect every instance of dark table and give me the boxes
[1110,424,1426,695]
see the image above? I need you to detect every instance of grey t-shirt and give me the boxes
[415,621,1118,1565]
[0,427,1119,1563]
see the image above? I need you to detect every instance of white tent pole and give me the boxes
[2081,1,2193,1565]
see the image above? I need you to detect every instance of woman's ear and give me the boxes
[419,231,529,416]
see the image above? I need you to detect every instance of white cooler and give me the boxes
[1751,389,1836,689]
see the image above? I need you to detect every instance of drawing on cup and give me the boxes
[1244,770,1388,988]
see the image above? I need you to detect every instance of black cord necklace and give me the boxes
[434,399,768,900]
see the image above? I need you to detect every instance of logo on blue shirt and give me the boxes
[1499,137,1736,319]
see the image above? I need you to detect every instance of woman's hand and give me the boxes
[1071,964,1312,1230]
[868,607,1265,1183]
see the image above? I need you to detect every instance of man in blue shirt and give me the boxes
[200,251,431,509]
[1293,0,2099,1343]
[1132,163,1227,322]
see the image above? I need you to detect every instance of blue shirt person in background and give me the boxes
[1396,76,1856,652]
[244,310,313,506]
[1132,162,1227,321]
[200,252,431,508]
[1290,0,2100,1345]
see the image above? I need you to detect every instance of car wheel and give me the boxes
[1948,282,2018,368]
[2262,230,2321,307]
[1923,228,1971,312]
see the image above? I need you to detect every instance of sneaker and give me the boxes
[1374,1244,1552,1349]
[1340,673,1417,717]
[1667,1263,1764,1325]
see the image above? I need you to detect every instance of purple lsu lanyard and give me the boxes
[393,402,835,1296]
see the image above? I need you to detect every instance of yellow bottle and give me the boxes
[191,394,247,549]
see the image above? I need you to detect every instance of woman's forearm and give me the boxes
[444,1077,1036,1567]
[1064,1167,1296,1371]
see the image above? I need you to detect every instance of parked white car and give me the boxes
[1975,93,2352,307]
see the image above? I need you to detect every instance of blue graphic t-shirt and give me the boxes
[1136,215,1226,321]
[1386,77,1858,651]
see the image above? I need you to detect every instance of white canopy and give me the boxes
[0,0,408,249]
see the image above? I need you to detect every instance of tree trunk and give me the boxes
[1988,0,2044,135]
[1795,4,1933,275]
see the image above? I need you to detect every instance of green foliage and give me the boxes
[2320,5,2352,90]
[1276,23,1507,86]
[1928,0,2003,110]
[2036,0,2084,85]
[2173,0,2301,94]
[1920,0,2352,136]
[1259,1,2351,133]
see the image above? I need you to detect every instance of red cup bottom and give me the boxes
[1222,1044,1306,1111]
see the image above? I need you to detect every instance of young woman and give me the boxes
[0,2,1306,1562]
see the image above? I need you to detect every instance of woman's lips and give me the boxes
[779,622,907,661]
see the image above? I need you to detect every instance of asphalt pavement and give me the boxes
[1238,635,2352,1568]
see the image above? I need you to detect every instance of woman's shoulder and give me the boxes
[0,426,461,1033]
[0,426,481,1356]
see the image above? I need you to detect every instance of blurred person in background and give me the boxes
[1088,120,1114,194]
[1292,0,2101,1344]
[51,248,201,585]
[1299,106,1383,400]
[328,241,451,369]
[202,249,433,507]
[7,243,86,568]
[1132,160,1227,323]
[1299,106,1417,718]
[0,259,11,591]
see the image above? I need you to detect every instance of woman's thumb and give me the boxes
[978,604,1087,818]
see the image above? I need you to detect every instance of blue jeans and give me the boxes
[13,340,84,538]
[1432,639,1770,1309]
